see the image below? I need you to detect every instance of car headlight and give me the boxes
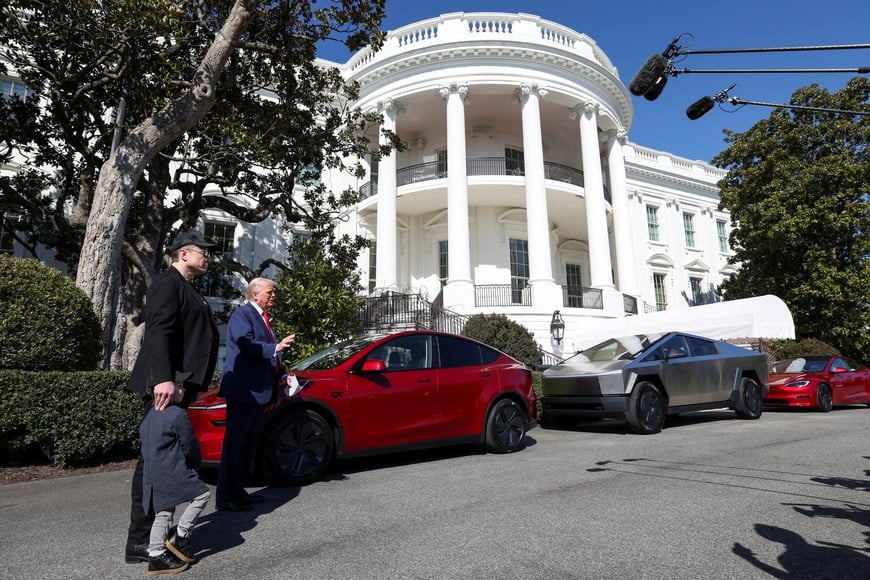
[784,380,811,388]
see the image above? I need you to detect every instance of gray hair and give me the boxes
[246,277,275,300]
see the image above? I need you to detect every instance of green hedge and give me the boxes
[0,255,102,371]
[0,370,141,467]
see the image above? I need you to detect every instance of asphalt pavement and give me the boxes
[2,407,868,579]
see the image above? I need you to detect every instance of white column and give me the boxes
[375,100,398,291]
[606,129,638,297]
[440,84,474,311]
[517,84,561,308]
[573,102,614,289]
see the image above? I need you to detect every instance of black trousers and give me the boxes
[216,399,264,504]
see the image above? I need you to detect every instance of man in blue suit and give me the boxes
[216,278,295,511]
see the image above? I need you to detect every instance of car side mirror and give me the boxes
[831,367,847,374]
[360,359,387,373]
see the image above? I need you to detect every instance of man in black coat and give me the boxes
[124,230,219,565]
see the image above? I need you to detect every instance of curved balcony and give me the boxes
[359,157,604,200]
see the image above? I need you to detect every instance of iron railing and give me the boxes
[561,286,603,310]
[362,157,593,198]
[357,291,468,335]
[474,284,532,307]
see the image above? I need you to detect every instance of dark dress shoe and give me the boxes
[238,491,265,505]
[216,500,252,512]
[147,550,188,576]
[125,542,149,564]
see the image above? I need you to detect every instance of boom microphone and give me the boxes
[643,75,668,101]
[629,53,667,96]
[686,96,715,120]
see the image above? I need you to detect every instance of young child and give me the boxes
[139,381,210,575]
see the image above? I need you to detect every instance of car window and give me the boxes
[436,334,496,368]
[362,334,431,372]
[646,335,691,361]
[686,336,718,357]
[770,358,826,373]
[566,334,659,363]
[292,335,381,370]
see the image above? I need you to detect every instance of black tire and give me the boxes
[815,384,833,413]
[735,377,763,419]
[258,409,334,485]
[485,399,527,453]
[626,382,665,434]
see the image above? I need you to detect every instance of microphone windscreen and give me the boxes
[686,96,715,120]
[643,76,667,101]
[629,54,667,96]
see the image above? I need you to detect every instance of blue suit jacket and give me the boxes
[219,302,286,405]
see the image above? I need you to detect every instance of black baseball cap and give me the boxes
[169,230,217,252]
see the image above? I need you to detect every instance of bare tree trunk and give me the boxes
[75,1,256,368]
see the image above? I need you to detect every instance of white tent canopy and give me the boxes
[572,295,795,350]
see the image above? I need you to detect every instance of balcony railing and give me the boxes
[561,286,603,310]
[361,157,592,199]
[474,284,532,307]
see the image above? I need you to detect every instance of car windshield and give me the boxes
[770,358,828,373]
[292,335,383,370]
[564,334,663,363]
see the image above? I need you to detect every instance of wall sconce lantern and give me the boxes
[550,310,565,344]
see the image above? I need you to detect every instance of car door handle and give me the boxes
[480,372,492,378]
[418,378,432,383]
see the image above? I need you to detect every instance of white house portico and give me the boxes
[332,12,729,354]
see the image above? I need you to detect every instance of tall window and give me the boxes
[646,205,660,242]
[683,212,696,247]
[505,147,524,175]
[436,149,448,178]
[566,263,583,307]
[368,241,377,293]
[690,277,703,305]
[716,220,729,252]
[653,273,668,311]
[509,238,529,304]
[438,240,448,285]
[200,222,235,297]
[0,212,17,254]
[369,151,380,196]
[0,78,32,100]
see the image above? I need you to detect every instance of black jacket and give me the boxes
[128,266,219,396]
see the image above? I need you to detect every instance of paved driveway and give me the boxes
[2,407,868,579]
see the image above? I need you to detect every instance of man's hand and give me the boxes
[152,381,176,411]
[276,333,295,353]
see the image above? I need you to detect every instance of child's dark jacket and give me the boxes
[139,404,208,514]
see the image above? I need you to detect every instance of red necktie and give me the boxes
[263,311,281,374]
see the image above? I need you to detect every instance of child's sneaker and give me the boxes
[165,531,196,563]
[146,550,188,576]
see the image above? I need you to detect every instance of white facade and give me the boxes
[2,12,736,357]
[322,13,734,355]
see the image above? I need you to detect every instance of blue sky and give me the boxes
[316,0,868,163]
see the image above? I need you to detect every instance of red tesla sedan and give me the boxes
[188,330,537,485]
[764,356,870,412]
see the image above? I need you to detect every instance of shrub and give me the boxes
[463,313,542,367]
[0,255,102,371]
[768,338,840,361]
[0,370,141,466]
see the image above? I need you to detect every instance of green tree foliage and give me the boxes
[714,78,870,356]
[463,313,542,367]
[0,0,391,368]
[271,238,365,364]
[0,255,101,370]
[768,338,840,361]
